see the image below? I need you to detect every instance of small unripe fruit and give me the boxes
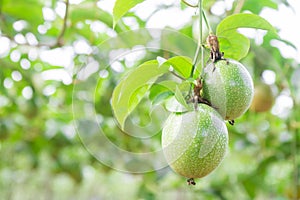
[202,59,254,120]
[250,83,274,112]
[162,104,228,179]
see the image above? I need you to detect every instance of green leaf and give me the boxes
[69,2,126,33]
[174,86,190,111]
[165,96,189,113]
[149,84,170,101]
[70,3,112,24]
[263,31,297,50]
[113,0,144,28]
[165,96,184,113]
[216,13,277,35]
[216,13,277,60]
[165,56,193,78]
[242,0,277,14]
[154,80,178,92]
[149,79,193,106]
[156,56,167,67]
[149,81,179,105]
[164,83,193,113]
[151,91,174,105]
[129,84,151,112]
[2,0,43,27]
[218,32,250,61]
[111,60,168,130]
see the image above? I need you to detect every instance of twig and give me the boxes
[190,44,201,78]
[181,0,198,8]
[0,0,69,49]
[56,0,70,47]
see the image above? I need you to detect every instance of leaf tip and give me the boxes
[112,17,118,29]
[157,56,167,67]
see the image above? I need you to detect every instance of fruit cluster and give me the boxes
[161,35,254,185]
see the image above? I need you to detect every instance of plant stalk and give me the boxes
[202,9,212,33]
[190,0,203,78]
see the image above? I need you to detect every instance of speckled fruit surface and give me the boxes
[202,59,254,120]
[161,104,228,178]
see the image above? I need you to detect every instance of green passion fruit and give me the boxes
[202,59,254,120]
[250,83,274,113]
[162,104,228,179]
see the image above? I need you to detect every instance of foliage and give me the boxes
[0,0,299,199]
[216,13,277,60]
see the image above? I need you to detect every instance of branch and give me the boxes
[0,0,69,49]
[56,0,69,47]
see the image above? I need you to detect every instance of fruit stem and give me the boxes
[187,178,196,185]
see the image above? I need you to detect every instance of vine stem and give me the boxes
[190,0,203,78]
[199,1,204,79]
[202,9,213,33]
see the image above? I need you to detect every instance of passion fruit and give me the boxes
[202,59,254,120]
[250,83,274,112]
[161,104,228,179]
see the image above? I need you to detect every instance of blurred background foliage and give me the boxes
[0,0,299,199]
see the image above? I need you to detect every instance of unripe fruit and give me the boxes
[202,59,254,120]
[250,83,274,112]
[162,104,228,178]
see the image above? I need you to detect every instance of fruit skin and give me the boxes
[202,59,254,120]
[162,104,228,178]
[250,83,274,112]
